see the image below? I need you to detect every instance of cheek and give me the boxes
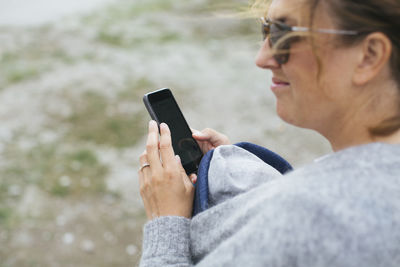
[283,48,319,96]
[285,44,318,79]
[309,47,356,104]
[278,49,330,126]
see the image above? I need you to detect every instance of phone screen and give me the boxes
[144,89,203,174]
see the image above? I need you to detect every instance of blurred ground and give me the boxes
[0,0,331,266]
[0,0,115,26]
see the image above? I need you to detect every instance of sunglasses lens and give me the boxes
[261,24,269,40]
[270,24,286,45]
[261,19,292,64]
[270,23,291,65]
[273,53,289,65]
[270,23,290,64]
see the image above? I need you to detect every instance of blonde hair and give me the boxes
[249,0,271,17]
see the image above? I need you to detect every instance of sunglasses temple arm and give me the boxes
[292,26,358,35]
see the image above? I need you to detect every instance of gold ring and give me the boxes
[139,163,150,172]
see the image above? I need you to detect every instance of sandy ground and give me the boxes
[0,0,331,266]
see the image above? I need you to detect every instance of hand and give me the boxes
[192,128,230,154]
[138,121,195,220]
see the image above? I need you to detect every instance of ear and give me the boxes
[353,32,392,86]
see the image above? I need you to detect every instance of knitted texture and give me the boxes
[140,143,400,267]
[142,216,191,266]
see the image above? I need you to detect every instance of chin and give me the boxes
[276,104,305,128]
[276,103,293,123]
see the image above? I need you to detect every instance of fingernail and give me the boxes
[160,123,168,131]
[175,155,181,163]
[149,120,157,129]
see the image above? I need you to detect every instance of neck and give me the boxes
[326,123,373,152]
[320,77,400,151]
[327,128,400,152]
[324,106,400,152]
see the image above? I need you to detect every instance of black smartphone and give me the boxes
[143,88,203,175]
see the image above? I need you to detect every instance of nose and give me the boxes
[255,39,280,69]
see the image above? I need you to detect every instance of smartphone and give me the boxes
[143,88,203,175]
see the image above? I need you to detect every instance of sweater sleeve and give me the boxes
[140,216,192,267]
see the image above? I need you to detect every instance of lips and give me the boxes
[270,77,290,94]
[272,77,290,86]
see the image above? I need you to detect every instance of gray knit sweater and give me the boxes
[140,143,400,267]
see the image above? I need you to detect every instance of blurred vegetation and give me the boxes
[0,0,258,266]
[63,90,146,148]
[0,34,77,88]
[0,140,108,198]
[79,0,257,48]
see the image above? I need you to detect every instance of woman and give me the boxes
[138,0,400,266]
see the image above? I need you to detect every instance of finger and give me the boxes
[159,123,177,169]
[138,170,156,220]
[190,174,197,184]
[193,128,222,142]
[139,150,151,173]
[184,173,195,192]
[192,130,210,141]
[175,155,193,186]
[138,153,150,184]
[202,128,221,142]
[138,152,156,219]
[191,127,206,138]
[138,163,149,211]
[175,155,186,174]
[138,167,146,196]
[139,150,148,165]
[203,128,230,145]
[175,155,194,188]
[138,150,148,186]
[138,163,144,186]
[146,120,162,170]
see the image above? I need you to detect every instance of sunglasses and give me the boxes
[260,17,360,64]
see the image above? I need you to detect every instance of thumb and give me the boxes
[192,131,210,141]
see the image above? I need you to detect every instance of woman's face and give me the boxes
[256,0,360,136]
